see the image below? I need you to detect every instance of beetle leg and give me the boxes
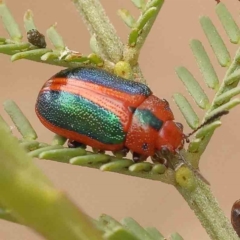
[132,152,147,163]
[160,146,171,156]
[158,146,176,169]
[67,140,86,149]
[92,147,105,154]
[113,147,129,158]
[151,153,168,167]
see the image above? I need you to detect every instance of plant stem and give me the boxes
[124,0,164,65]
[177,177,239,240]
[72,0,123,63]
[0,124,104,240]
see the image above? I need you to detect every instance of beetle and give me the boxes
[35,67,191,163]
[27,29,46,48]
[231,199,240,237]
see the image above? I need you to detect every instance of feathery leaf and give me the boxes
[175,67,210,109]
[0,1,22,41]
[190,39,219,90]
[173,93,199,129]
[4,100,37,140]
[215,3,240,44]
[200,16,231,67]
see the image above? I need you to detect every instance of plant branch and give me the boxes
[26,141,175,185]
[72,0,123,63]
[123,0,164,65]
[188,47,240,167]
[0,41,101,68]
[176,175,239,240]
[0,123,104,240]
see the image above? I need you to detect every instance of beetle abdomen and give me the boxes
[36,67,154,151]
[36,89,127,150]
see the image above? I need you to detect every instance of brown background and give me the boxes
[0,0,239,239]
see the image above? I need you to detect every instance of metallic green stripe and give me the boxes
[134,109,163,130]
[36,90,126,144]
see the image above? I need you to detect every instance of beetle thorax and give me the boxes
[125,95,183,157]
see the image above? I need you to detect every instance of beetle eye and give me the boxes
[175,122,184,131]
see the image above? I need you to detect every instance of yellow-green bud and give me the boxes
[175,166,196,191]
[114,61,133,79]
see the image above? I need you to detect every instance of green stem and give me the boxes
[72,0,123,63]
[27,142,175,184]
[0,44,96,68]
[176,177,239,240]
[0,124,104,240]
[124,0,164,65]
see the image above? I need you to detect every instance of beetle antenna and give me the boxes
[184,110,229,142]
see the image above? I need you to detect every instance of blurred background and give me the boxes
[0,0,239,239]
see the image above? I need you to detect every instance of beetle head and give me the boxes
[156,120,185,153]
